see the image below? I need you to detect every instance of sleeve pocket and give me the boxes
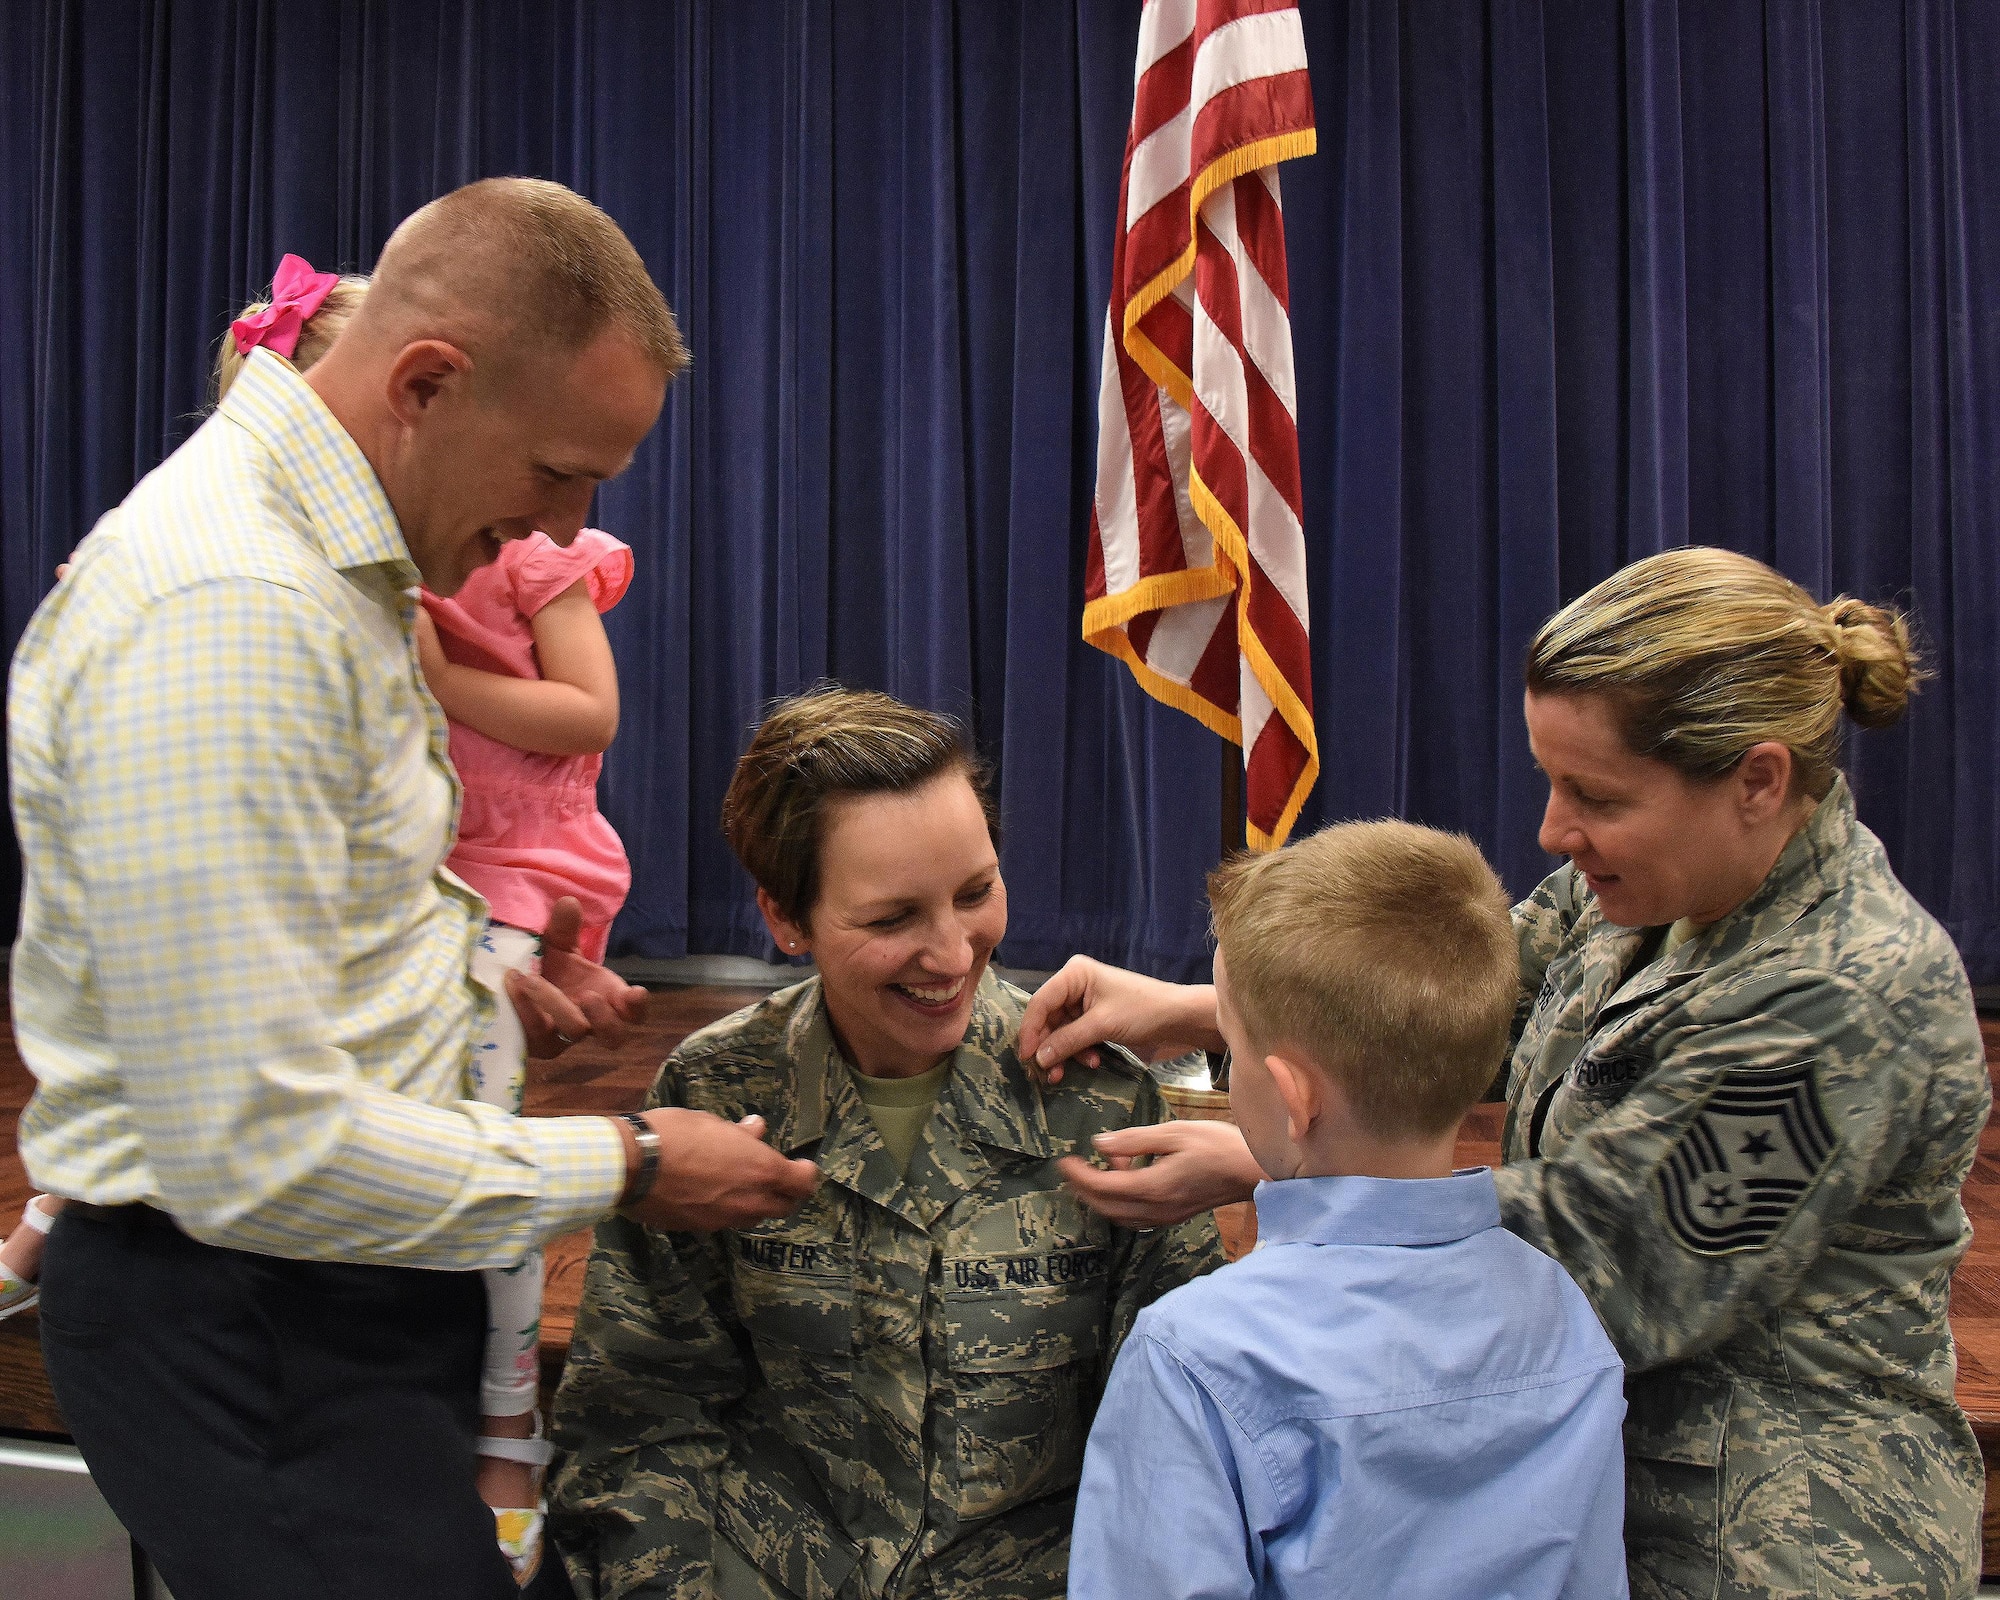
[1623,1371,1726,1592]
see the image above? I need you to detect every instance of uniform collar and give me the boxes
[1706,775,1853,950]
[938,973,1056,1161]
[1252,1167,1502,1248]
[774,972,1053,1230]
[215,347,419,584]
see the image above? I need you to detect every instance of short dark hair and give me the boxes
[360,176,689,379]
[721,684,997,927]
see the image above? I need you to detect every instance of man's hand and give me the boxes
[506,897,650,1058]
[1019,957,1224,1084]
[621,1110,820,1232]
[1057,1120,1264,1230]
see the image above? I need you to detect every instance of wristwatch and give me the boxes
[615,1111,661,1207]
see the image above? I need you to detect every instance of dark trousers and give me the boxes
[39,1204,518,1600]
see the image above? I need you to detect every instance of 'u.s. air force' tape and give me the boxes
[949,1248,1108,1293]
[1656,1061,1836,1255]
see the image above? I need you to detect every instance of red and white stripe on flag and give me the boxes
[1085,0,1319,850]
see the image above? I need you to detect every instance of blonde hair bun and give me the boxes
[1822,596,1920,730]
[1527,546,1925,799]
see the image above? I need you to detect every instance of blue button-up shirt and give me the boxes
[1070,1169,1628,1599]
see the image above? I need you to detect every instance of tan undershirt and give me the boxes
[1611,918,1705,1004]
[847,1059,952,1170]
[1660,917,1702,957]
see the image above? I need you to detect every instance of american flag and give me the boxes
[1085,0,1318,850]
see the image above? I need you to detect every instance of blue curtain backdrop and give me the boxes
[1,0,1994,982]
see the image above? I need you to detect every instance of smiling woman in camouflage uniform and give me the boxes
[1019,548,1991,1599]
[549,686,1223,1600]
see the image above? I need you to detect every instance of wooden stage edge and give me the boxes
[6,995,2000,1574]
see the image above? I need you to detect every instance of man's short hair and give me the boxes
[1208,820,1518,1140]
[359,176,689,380]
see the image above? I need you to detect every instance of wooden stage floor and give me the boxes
[5,987,2000,1571]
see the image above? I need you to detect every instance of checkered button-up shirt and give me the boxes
[9,349,624,1268]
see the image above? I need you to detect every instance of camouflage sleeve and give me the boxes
[1105,1076,1228,1359]
[1509,865,1586,1054]
[548,1061,748,1599]
[1492,971,1953,1374]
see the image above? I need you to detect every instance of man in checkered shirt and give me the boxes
[9,179,814,1600]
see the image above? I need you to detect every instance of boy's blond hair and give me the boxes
[1208,820,1517,1139]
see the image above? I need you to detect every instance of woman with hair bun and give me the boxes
[1020,548,1990,1598]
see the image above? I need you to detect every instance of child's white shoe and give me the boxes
[0,1196,56,1321]
[493,1504,543,1587]
[477,1419,556,1587]
[0,1262,36,1321]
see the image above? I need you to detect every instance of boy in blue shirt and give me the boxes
[1070,820,1627,1599]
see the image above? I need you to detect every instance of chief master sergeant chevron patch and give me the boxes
[1656,1062,1836,1255]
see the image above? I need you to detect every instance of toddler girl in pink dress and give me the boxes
[415,527,634,1585]
[418,530,634,965]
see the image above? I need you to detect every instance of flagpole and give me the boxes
[1221,745,1244,859]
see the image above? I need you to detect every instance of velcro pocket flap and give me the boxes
[945,1270,1106,1373]
[1623,1369,1731,1467]
[731,1238,853,1357]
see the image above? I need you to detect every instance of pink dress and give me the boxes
[420,529,633,964]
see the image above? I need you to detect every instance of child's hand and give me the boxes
[508,897,650,1056]
[1056,1121,1264,1230]
[412,606,449,685]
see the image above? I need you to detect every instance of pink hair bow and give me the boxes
[230,254,341,360]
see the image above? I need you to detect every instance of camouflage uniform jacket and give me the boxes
[1496,778,1990,1600]
[550,972,1224,1600]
